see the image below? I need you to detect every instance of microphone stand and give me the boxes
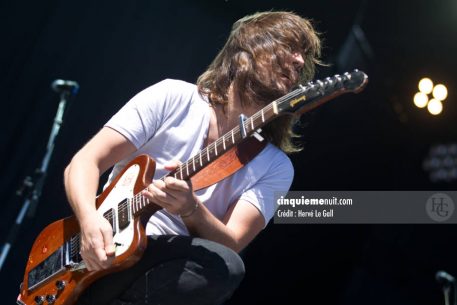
[0,81,78,272]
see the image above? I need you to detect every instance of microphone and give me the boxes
[436,271,457,305]
[437,271,456,287]
[51,79,79,95]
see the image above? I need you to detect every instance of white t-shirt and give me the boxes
[105,79,294,236]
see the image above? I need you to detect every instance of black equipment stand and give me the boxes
[0,79,79,271]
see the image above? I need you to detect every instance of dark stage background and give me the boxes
[1,0,457,304]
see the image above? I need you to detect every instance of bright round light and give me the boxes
[432,84,448,101]
[427,98,443,115]
[419,78,434,94]
[414,92,429,108]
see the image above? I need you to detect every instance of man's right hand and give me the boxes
[79,212,115,271]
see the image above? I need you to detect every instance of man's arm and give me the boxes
[186,197,265,253]
[142,164,265,253]
[64,127,136,270]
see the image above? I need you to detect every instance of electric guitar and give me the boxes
[17,70,368,305]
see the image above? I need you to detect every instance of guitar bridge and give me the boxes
[68,261,86,272]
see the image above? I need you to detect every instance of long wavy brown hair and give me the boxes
[197,11,322,153]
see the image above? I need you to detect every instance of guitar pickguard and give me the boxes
[97,164,140,256]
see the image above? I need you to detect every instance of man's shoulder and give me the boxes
[154,78,197,91]
[146,79,205,103]
[254,143,294,172]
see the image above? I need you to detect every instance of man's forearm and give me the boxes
[64,154,101,221]
[181,202,242,252]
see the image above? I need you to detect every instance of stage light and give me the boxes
[414,92,429,108]
[427,98,443,115]
[432,84,448,101]
[418,78,433,94]
[423,143,457,183]
[414,77,447,115]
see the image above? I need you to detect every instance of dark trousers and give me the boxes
[76,235,245,305]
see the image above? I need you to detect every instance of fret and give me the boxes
[231,129,235,143]
[199,152,203,166]
[186,162,189,176]
[261,109,265,122]
[250,117,254,130]
[142,196,147,208]
[214,142,218,156]
[272,101,278,114]
[192,157,196,171]
[206,148,210,161]
[222,136,226,150]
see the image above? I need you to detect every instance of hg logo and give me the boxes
[426,193,455,222]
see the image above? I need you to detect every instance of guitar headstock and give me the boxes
[277,69,368,114]
[340,69,369,93]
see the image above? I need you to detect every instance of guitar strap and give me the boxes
[191,136,267,191]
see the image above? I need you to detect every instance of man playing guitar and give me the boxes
[64,11,321,305]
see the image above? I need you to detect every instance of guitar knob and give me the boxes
[56,280,66,290]
[46,294,56,304]
[34,295,45,304]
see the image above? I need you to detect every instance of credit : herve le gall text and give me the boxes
[276,208,334,218]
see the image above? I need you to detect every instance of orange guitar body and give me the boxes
[18,155,157,305]
[17,143,263,305]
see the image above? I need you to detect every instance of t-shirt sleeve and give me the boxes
[239,150,294,226]
[104,79,175,149]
